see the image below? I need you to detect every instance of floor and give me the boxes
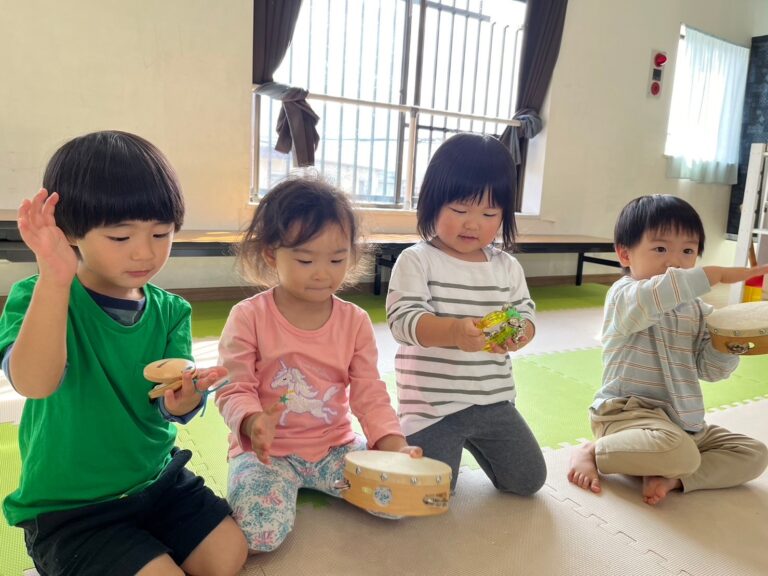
[2,283,766,575]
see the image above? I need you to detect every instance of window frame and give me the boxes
[251,0,525,210]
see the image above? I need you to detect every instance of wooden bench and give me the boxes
[369,233,619,294]
[1,218,620,294]
[0,221,242,262]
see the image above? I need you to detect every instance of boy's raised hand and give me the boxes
[164,365,229,416]
[243,403,286,464]
[17,189,77,286]
[704,264,768,287]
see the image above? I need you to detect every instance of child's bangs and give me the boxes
[644,202,705,254]
[446,160,512,209]
[281,211,353,249]
[653,220,700,240]
[82,161,184,229]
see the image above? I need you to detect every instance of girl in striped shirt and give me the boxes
[386,133,546,494]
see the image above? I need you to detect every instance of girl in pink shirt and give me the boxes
[216,177,420,552]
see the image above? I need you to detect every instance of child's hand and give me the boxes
[489,321,535,354]
[488,336,527,354]
[17,189,77,287]
[704,264,768,286]
[398,444,423,458]
[242,403,286,464]
[163,365,228,416]
[452,318,487,352]
[374,434,423,458]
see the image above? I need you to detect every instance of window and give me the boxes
[253,0,526,207]
[664,25,749,185]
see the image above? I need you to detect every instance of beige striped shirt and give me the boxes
[593,267,738,432]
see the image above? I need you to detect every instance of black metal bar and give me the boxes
[576,252,585,286]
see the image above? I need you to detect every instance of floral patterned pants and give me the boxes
[227,436,367,552]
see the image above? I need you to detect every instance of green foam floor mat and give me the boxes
[188,300,238,340]
[527,283,609,311]
[189,292,388,339]
[188,284,610,338]
[0,424,27,576]
[3,347,766,574]
[516,349,768,449]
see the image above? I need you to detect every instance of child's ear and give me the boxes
[262,248,277,268]
[615,245,631,267]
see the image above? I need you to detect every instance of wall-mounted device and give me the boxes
[649,50,667,97]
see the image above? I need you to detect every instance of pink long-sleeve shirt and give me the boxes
[215,289,403,462]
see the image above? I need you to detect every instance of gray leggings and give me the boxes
[406,401,546,494]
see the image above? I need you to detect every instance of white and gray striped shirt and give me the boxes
[386,241,535,436]
[593,267,739,432]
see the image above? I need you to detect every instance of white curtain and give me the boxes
[665,27,749,185]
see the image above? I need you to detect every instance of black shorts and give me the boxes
[19,449,232,576]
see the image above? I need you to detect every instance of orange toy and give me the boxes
[743,245,764,303]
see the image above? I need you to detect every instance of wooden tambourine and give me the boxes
[707,302,768,355]
[337,450,452,517]
[144,358,196,399]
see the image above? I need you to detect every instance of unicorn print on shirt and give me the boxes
[271,359,339,425]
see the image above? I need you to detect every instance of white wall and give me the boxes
[755,1,768,36]
[2,0,767,294]
[522,0,766,277]
[0,0,253,294]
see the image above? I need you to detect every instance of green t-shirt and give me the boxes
[0,275,193,526]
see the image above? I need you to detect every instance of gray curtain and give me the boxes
[253,0,319,166]
[500,0,568,209]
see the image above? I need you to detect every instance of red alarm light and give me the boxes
[649,50,667,97]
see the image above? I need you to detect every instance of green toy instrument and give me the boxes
[476,306,526,352]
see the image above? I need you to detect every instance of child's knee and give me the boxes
[209,548,248,576]
[222,532,249,575]
[245,527,291,553]
[749,439,768,477]
[653,430,701,476]
[597,428,700,477]
[667,448,701,477]
[497,461,547,496]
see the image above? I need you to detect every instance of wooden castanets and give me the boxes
[144,358,196,399]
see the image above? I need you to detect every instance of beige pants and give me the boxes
[591,397,768,492]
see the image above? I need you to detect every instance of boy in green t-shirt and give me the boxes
[0,131,247,575]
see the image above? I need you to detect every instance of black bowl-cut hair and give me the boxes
[42,130,185,239]
[614,194,705,256]
[416,132,518,250]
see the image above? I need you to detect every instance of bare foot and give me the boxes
[642,476,682,505]
[567,442,601,493]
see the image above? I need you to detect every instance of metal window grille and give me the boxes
[252,0,525,208]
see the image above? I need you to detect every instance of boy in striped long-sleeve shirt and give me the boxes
[568,195,768,505]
